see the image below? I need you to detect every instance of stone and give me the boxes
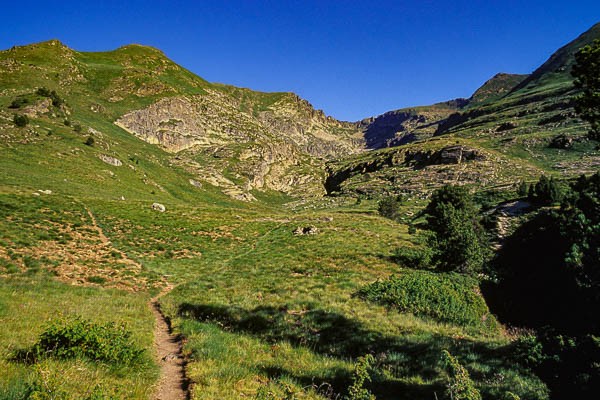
[293,226,318,235]
[120,196,125,201]
[38,189,52,195]
[152,203,166,212]
[98,154,122,166]
[189,179,202,188]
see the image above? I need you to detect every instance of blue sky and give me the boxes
[1,1,598,121]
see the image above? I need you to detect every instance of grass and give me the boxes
[0,37,582,399]
[0,272,157,399]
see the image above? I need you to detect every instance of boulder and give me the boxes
[98,154,122,166]
[152,203,166,212]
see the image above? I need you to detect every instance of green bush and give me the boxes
[9,98,29,109]
[36,87,51,97]
[85,136,95,146]
[377,196,401,220]
[392,245,433,269]
[20,316,144,365]
[442,350,482,400]
[528,175,562,205]
[358,271,496,328]
[13,114,29,127]
[346,354,375,400]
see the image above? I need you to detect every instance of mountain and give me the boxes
[512,22,600,93]
[0,40,365,202]
[467,73,529,106]
[326,22,600,198]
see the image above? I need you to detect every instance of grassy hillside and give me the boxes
[2,23,598,399]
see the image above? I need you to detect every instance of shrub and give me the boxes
[346,354,375,400]
[85,136,95,146]
[73,124,82,133]
[517,180,529,197]
[528,175,562,205]
[442,350,482,400]
[358,271,496,328]
[13,114,29,127]
[377,196,401,220]
[36,87,51,97]
[9,98,29,109]
[63,119,71,127]
[393,245,433,269]
[18,316,144,365]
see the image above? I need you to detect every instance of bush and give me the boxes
[393,245,433,269]
[528,175,562,205]
[358,271,496,328]
[17,316,144,365]
[346,354,375,400]
[36,87,51,97]
[377,196,401,220]
[442,350,482,400]
[13,114,29,127]
[73,124,82,133]
[85,136,95,146]
[9,98,29,109]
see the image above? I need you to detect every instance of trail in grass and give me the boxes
[83,204,189,398]
[151,286,190,400]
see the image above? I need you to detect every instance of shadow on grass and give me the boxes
[177,302,526,399]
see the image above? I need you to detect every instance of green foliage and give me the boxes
[393,245,433,270]
[346,354,375,400]
[517,180,529,197]
[36,87,51,97]
[572,39,600,140]
[442,350,481,400]
[423,185,490,273]
[36,88,63,107]
[527,175,562,205]
[512,334,546,369]
[18,316,144,365]
[13,114,29,127]
[73,124,82,133]
[85,136,95,146]
[9,98,29,109]
[358,271,495,328]
[377,196,401,220]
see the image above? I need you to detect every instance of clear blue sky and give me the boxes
[1,1,598,121]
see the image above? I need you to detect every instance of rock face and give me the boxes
[115,90,366,200]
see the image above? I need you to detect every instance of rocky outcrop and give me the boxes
[114,90,365,200]
[98,154,122,166]
[325,144,487,194]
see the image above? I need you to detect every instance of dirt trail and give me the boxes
[150,287,190,400]
[83,205,190,399]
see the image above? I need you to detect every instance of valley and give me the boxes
[0,22,599,400]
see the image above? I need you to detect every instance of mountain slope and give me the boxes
[326,22,600,198]
[0,40,365,201]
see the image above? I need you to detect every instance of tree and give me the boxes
[517,180,529,197]
[528,175,562,205]
[572,39,600,140]
[423,185,489,273]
